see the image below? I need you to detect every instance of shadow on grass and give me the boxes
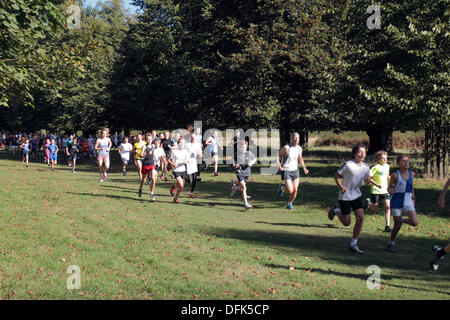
[204,227,450,276]
[255,221,339,229]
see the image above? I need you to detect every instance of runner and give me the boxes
[138,134,157,201]
[276,132,309,210]
[66,137,79,173]
[31,135,38,160]
[385,155,418,252]
[41,138,51,166]
[118,136,133,176]
[48,139,58,171]
[161,131,173,182]
[185,132,202,198]
[20,138,30,167]
[205,131,220,176]
[95,129,112,183]
[230,140,257,210]
[133,134,146,182]
[327,143,381,254]
[168,137,189,203]
[367,151,392,232]
[153,138,166,185]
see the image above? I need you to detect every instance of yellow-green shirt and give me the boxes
[369,163,390,194]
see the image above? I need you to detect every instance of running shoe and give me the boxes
[197,177,202,182]
[349,245,364,254]
[100,178,104,183]
[384,226,392,233]
[164,177,168,182]
[279,183,285,198]
[138,188,142,197]
[104,172,108,179]
[328,203,339,220]
[230,184,238,197]
[160,175,164,179]
[245,204,254,210]
[214,172,219,176]
[189,193,195,198]
[123,171,126,176]
[173,198,179,204]
[431,245,445,271]
[72,170,76,174]
[385,243,395,252]
[150,193,156,202]
[286,203,295,210]
[170,184,175,196]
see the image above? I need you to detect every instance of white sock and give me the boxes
[388,240,395,245]
[350,238,358,247]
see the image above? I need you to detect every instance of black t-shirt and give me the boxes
[142,146,155,166]
[161,139,173,153]
[68,143,78,156]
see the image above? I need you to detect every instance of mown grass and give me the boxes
[0,148,448,300]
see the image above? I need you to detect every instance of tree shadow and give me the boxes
[255,221,339,229]
[203,227,450,275]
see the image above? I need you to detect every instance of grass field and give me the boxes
[0,147,448,300]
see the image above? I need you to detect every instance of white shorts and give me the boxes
[391,194,415,217]
[121,157,129,164]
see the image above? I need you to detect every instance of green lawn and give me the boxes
[0,149,448,299]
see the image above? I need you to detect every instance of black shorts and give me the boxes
[283,169,300,181]
[236,173,250,183]
[338,197,365,215]
[370,194,391,204]
[173,171,186,179]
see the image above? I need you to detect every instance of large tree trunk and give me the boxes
[366,126,394,154]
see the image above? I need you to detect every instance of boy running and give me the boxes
[367,151,392,232]
[385,155,418,252]
[66,137,79,173]
[185,132,202,198]
[48,139,58,171]
[328,143,381,254]
[230,140,257,210]
[168,137,189,203]
[138,134,157,201]
[118,136,133,176]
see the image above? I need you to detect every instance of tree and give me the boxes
[0,0,86,109]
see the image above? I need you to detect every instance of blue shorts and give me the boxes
[50,154,58,161]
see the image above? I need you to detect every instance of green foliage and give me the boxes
[0,0,86,109]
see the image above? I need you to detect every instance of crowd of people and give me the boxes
[0,128,448,270]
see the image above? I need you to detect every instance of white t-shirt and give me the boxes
[171,149,189,173]
[119,142,133,161]
[281,144,302,172]
[153,147,165,167]
[185,142,202,174]
[337,160,370,201]
[194,134,203,145]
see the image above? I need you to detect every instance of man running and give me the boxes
[276,132,309,210]
[328,143,381,254]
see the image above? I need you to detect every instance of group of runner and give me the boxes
[1,128,448,269]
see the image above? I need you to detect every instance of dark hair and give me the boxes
[352,143,368,158]
[396,154,408,163]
